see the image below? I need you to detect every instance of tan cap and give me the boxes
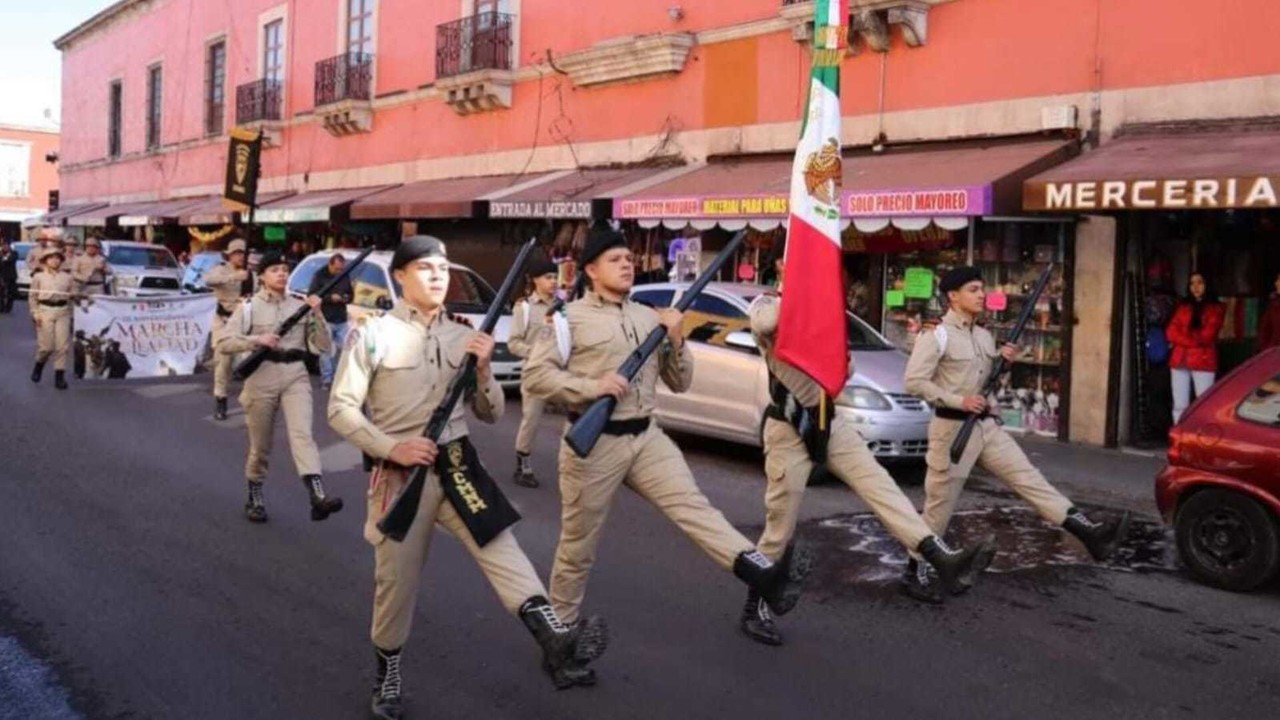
[226,239,247,254]
[85,237,101,247]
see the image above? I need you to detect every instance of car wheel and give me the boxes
[1175,489,1279,592]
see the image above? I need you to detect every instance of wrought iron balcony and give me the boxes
[315,52,373,106]
[236,78,284,124]
[436,12,514,80]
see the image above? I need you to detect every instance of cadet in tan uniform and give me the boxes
[742,274,994,641]
[904,266,1130,591]
[328,237,607,720]
[204,238,256,420]
[70,237,112,295]
[508,256,559,488]
[217,250,341,523]
[523,225,812,630]
[29,247,76,390]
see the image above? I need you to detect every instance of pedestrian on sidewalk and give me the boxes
[217,250,341,524]
[1255,271,1280,353]
[28,247,75,390]
[203,238,256,420]
[522,225,812,645]
[507,255,559,488]
[0,240,17,313]
[328,237,608,719]
[307,252,353,389]
[904,266,1130,584]
[741,259,993,634]
[1166,272,1224,422]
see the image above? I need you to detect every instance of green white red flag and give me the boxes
[776,0,849,396]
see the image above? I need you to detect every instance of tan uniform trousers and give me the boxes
[212,314,234,398]
[366,465,546,650]
[239,362,322,481]
[758,414,932,561]
[514,395,546,455]
[35,312,72,370]
[922,417,1074,536]
[551,423,754,623]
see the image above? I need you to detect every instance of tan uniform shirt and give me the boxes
[219,288,332,357]
[748,292,849,407]
[70,254,111,292]
[507,292,555,359]
[328,303,504,460]
[28,271,76,319]
[904,309,998,410]
[522,291,693,421]
[204,262,254,314]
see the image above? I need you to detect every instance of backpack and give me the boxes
[1145,326,1170,364]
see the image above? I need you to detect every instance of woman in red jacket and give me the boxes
[1166,272,1225,422]
[1256,272,1280,352]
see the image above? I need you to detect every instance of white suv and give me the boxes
[102,240,184,297]
[287,249,523,388]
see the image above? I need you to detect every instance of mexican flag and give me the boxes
[776,0,849,397]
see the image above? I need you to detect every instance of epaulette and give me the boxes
[447,312,474,328]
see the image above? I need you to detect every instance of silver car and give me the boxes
[630,282,930,461]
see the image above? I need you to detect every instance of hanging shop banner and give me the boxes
[223,127,263,213]
[844,186,991,217]
[488,200,593,219]
[616,185,992,220]
[616,195,788,219]
[1024,176,1280,211]
[73,295,218,379]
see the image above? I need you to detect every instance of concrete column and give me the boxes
[1069,215,1117,446]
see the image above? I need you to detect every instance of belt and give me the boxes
[935,407,994,421]
[85,281,104,286]
[39,300,69,307]
[566,413,651,436]
[216,305,234,318]
[263,349,308,364]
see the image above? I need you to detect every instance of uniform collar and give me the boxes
[393,302,446,330]
[944,309,975,329]
[585,289,626,308]
[257,287,287,303]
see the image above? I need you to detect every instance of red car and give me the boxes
[1155,347,1280,591]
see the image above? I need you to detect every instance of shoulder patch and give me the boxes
[447,312,474,328]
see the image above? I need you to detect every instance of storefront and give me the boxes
[615,137,1081,439]
[1024,123,1280,448]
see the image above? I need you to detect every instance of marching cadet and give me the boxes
[204,238,256,420]
[904,266,1130,595]
[742,265,994,641]
[217,250,341,524]
[70,237,113,295]
[522,225,812,635]
[507,256,560,488]
[29,245,76,390]
[328,237,607,720]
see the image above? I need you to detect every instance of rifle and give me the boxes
[565,230,747,458]
[232,246,374,381]
[948,263,1055,464]
[377,237,538,542]
[546,272,586,318]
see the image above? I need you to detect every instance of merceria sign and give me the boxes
[1025,176,1280,211]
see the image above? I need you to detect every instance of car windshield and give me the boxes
[108,246,179,268]
[738,292,892,351]
[1237,373,1280,427]
[14,244,31,260]
[445,268,499,314]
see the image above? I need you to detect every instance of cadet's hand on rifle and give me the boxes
[466,333,495,380]
[962,395,988,414]
[305,295,323,313]
[1000,343,1019,362]
[254,333,281,349]
[656,308,685,348]
[388,438,439,467]
[595,372,629,400]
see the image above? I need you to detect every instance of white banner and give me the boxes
[73,295,218,379]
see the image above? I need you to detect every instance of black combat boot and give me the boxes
[54,371,68,390]
[518,596,608,690]
[214,397,228,421]
[302,475,343,521]
[917,535,995,596]
[739,589,783,646]
[244,481,268,523]
[31,361,45,383]
[899,558,945,604]
[732,543,814,616]
[371,646,404,720]
[1063,508,1131,562]
[513,452,539,488]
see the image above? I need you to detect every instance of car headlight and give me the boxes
[839,386,892,410]
[116,275,141,287]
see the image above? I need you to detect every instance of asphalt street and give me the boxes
[0,308,1277,720]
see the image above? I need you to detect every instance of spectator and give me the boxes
[1166,272,1225,423]
[1257,271,1280,352]
[307,253,353,389]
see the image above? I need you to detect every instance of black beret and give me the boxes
[258,250,289,270]
[392,235,448,271]
[580,225,627,266]
[938,266,983,293]
[527,255,558,277]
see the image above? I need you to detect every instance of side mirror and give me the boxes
[374,296,394,311]
[725,330,758,352]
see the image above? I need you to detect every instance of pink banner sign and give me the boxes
[843,186,992,217]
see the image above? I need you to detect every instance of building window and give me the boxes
[146,65,163,150]
[0,141,31,198]
[108,80,122,158]
[347,0,374,57]
[263,20,284,83]
[206,41,227,136]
